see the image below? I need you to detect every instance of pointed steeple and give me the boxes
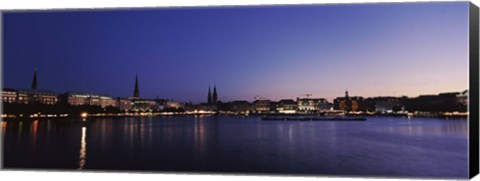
[207,85,212,104]
[134,74,140,97]
[31,67,37,89]
[212,81,218,103]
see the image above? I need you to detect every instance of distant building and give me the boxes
[131,98,157,111]
[230,100,251,114]
[133,74,140,98]
[64,92,117,108]
[7,68,58,105]
[185,103,217,112]
[155,99,184,110]
[277,99,297,114]
[31,68,37,89]
[457,90,468,106]
[117,98,133,111]
[408,92,464,112]
[297,98,329,113]
[207,86,212,104]
[372,97,399,113]
[206,83,219,105]
[17,89,58,105]
[269,101,279,113]
[333,91,366,112]
[2,88,17,103]
[253,99,271,113]
[457,90,468,112]
[212,83,218,103]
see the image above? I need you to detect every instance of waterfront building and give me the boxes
[269,101,279,113]
[16,90,29,104]
[2,88,17,103]
[457,90,468,105]
[277,99,297,114]
[64,92,117,108]
[457,90,468,112]
[154,99,184,110]
[216,102,230,112]
[185,103,217,112]
[230,100,251,114]
[17,88,58,105]
[8,68,58,105]
[408,92,464,112]
[297,98,329,113]
[117,98,133,111]
[333,91,366,112]
[253,99,271,113]
[165,100,183,109]
[131,98,158,111]
[372,97,398,113]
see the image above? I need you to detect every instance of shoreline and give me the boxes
[1,112,468,121]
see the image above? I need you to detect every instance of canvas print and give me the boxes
[1,1,478,179]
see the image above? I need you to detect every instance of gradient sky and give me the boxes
[3,2,469,103]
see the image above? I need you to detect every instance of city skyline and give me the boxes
[2,68,468,104]
[3,2,469,103]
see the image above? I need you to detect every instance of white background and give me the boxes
[0,0,479,181]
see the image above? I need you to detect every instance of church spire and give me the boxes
[212,82,218,103]
[134,74,140,97]
[207,85,212,104]
[31,67,37,89]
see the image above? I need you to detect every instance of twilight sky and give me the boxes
[3,2,469,103]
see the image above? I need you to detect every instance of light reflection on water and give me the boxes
[2,116,469,178]
[30,120,38,150]
[1,121,7,140]
[78,126,87,170]
[193,116,206,156]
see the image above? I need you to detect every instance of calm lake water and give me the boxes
[1,116,468,178]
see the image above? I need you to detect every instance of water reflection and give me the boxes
[31,120,38,150]
[1,121,6,140]
[194,116,206,155]
[386,119,467,137]
[78,126,87,170]
[2,116,468,178]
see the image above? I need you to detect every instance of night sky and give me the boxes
[3,2,469,103]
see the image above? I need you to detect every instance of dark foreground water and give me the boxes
[2,116,468,178]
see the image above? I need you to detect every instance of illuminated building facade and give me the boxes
[131,98,157,111]
[297,98,329,113]
[2,88,17,103]
[17,89,58,105]
[64,92,117,108]
[253,99,271,113]
[117,98,133,111]
[277,99,297,114]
